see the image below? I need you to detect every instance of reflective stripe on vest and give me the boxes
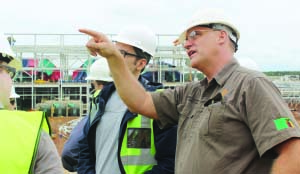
[0,110,50,174]
[93,89,101,98]
[121,115,156,174]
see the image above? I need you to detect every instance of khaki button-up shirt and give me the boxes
[151,58,300,174]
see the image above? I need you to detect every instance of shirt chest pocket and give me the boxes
[192,102,226,137]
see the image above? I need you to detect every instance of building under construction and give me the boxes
[6,33,300,115]
[5,33,300,160]
[6,33,201,116]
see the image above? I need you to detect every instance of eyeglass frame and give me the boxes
[0,64,16,78]
[184,29,218,44]
[119,49,144,59]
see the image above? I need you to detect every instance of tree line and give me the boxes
[264,71,300,76]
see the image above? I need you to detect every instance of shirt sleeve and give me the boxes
[34,131,64,174]
[151,86,187,129]
[244,77,300,156]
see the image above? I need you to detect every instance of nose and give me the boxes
[183,39,192,50]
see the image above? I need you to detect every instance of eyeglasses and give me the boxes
[119,50,143,59]
[184,29,216,44]
[0,64,16,78]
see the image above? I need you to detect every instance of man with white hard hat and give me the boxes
[78,25,177,174]
[85,58,113,123]
[61,58,113,172]
[9,85,20,110]
[80,8,300,174]
[0,34,64,173]
[0,34,21,110]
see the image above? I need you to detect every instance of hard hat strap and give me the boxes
[211,24,238,44]
[210,24,238,52]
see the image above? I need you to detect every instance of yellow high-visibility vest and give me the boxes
[120,115,156,174]
[93,89,101,98]
[0,110,50,174]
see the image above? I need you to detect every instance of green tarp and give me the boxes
[39,59,56,76]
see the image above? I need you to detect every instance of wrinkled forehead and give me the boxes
[187,25,211,32]
[115,42,135,51]
[186,25,212,36]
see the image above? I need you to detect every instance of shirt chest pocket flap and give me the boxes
[193,93,226,136]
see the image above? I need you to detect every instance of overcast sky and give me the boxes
[1,0,300,71]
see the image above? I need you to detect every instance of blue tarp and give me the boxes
[72,59,96,82]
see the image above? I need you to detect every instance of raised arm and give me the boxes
[79,29,158,119]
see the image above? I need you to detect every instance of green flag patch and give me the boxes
[274,117,294,131]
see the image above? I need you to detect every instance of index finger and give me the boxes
[79,28,103,38]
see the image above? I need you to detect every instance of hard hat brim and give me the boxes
[85,76,113,82]
[8,58,22,71]
[175,20,240,45]
[10,94,20,98]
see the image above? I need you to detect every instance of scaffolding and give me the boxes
[273,81,300,103]
[5,33,196,113]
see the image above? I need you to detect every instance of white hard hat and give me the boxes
[114,25,157,57]
[0,34,22,71]
[85,58,113,82]
[10,86,20,98]
[175,8,240,46]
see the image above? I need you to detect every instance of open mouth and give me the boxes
[188,50,196,57]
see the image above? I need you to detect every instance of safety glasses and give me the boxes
[119,49,143,59]
[0,64,16,78]
[184,29,216,45]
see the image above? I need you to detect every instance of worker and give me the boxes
[86,58,113,123]
[79,8,300,174]
[0,34,63,173]
[61,58,113,172]
[77,25,177,174]
[9,85,20,110]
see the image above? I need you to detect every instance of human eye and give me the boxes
[119,50,125,56]
[188,31,197,39]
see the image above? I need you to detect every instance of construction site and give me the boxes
[7,33,195,112]
[4,33,300,173]
[5,33,197,154]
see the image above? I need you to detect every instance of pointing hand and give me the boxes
[79,29,119,58]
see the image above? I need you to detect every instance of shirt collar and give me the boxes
[214,58,239,86]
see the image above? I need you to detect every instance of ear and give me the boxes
[136,59,147,71]
[217,30,227,44]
